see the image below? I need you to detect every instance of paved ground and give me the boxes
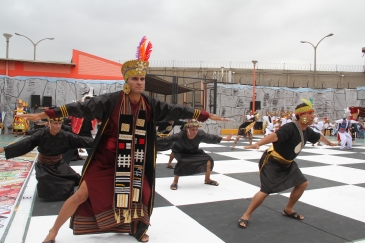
[1,133,365,243]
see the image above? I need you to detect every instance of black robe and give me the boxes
[4,128,94,200]
[259,122,320,194]
[51,91,200,240]
[157,130,222,176]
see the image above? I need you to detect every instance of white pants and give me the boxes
[339,132,352,149]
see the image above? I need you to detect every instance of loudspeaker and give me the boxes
[250,101,261,110]
[42,96,52,107]
[31,95,40,108]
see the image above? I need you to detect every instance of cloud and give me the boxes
[1,0,365,66]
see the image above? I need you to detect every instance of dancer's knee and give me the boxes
[72,182,88,204]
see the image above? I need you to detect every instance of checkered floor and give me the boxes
[6,136,365,243]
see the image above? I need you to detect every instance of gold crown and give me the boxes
[184,119,202,128]
[49,117,64,122]
[121,60,149,81]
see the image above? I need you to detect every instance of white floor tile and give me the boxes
[301,165,365,184]
[156,174,259,206]
[213,160,259,174]
[296,155,364,165]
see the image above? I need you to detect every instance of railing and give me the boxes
[117,60,365,73]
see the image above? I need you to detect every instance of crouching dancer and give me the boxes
[157,119,232,190]
[237,99,336,229]
[0,117,94,200]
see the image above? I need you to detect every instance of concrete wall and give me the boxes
[0,76,124,134]
[148,67,365,89]
[1,75,364,136]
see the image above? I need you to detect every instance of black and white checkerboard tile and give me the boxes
[6,136,365,243]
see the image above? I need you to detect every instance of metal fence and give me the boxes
[117,60,365,72]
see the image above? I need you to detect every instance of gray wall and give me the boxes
[0,76,124,134]
[1,75,364,135]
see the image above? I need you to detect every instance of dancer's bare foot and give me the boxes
[141,234,149,242]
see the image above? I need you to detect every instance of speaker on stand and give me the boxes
[31,95,41,114]
[42,96,52,108]
[249,101,261,111]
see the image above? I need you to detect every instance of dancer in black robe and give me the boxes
[157,119,232,190]
[231,113,259,150]
[237,100,336,229]
[0,118,94,200]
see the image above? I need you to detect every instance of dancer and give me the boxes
[157,119,232,190]
[335,115,357,150]
[12,99,29,137]
[231,113,259,150]
[0,117,94,200]
[156,120,186,169]
[237,99,336,229]
[17,37,227,243]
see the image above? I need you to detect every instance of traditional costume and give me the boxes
[4,118,94,200]
[157,120,222,176]
[43,37,209,241]
[12,99,29,136]
[156,120,186,138]
[259,100,320,194]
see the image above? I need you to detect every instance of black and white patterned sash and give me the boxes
[114,93,147,222]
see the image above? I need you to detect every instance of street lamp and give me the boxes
[252,60,258,113]
[300,33,333,89]
[3,33,12,58]
[15,33,54,60]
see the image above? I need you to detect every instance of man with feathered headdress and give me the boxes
[17,37,227,243]
[237,98,336,229]
[157,119,232,190]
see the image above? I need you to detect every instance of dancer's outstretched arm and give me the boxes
[244,132,278,150]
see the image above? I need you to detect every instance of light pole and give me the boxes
[3,33,12,58]
[300,33,333,89]
[15,33,54,60]
[252,60,258,113]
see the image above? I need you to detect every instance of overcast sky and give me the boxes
[1,0,365,67]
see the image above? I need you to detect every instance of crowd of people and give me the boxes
[0,37,363,243]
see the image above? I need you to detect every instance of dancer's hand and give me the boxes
[16,112,49,122]
[209,113,229,121]
[244,143,260,150]
[223,133,233,141]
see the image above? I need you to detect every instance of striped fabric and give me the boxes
[72,204,150,235]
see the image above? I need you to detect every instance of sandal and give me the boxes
[170,183,178,190]
[237,218,249,228]
[204,180,219,186]
[283,209,303,220]
[166,165,175,169]
[139,234,149,242]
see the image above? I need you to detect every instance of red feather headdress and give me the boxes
[135,36,153,61]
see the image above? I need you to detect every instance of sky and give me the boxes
[1,0,365,67]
